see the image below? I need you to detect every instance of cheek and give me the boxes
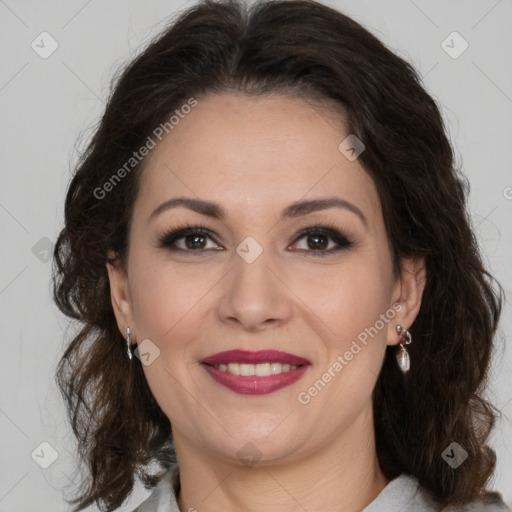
[129,255,214,341]
[128,256,213,425]
[290,261,391,432]
[290,257,393,344]
[291,257,393,409]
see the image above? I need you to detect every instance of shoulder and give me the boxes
[364,473,511,512]
[129,469,511,512]
[447,491,511,512]
[130,466,180,512]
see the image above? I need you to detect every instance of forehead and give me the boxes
[135,92,381,224]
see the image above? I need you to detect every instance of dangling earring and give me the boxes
[126,327,133,361]
[396,325,412,373]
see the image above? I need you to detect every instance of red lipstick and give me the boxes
[202,349,309,366]
[201,350,310,395]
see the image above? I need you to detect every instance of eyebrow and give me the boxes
[148,196,368,227]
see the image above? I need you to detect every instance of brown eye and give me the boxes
[291,226,354,256]
[305,233,329,250]
[159,226,222,252]
[183,233,207,249]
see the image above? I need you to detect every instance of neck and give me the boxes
[173,404,390,512]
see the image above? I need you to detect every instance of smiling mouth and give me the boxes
[200,350,311,395]
[204,361,302,376]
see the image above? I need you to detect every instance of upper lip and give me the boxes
[201,349,310,366]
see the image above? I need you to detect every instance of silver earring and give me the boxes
[396,325,412,373]
[126,327,133,360]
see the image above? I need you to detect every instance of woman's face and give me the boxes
[108,92,424,466]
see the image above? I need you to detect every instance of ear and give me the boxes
[387,256,427,346]
[106,250,134,339]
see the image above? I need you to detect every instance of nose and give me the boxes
[216,243,293,332]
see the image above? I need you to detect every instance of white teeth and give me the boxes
[255,363,270,376]
[270,362,281,374]
[227,363,240,375]
[213,362,299,376]
[239,363,255,376]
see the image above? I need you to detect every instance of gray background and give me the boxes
[0,0,511,510]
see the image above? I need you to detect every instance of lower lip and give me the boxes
[202,364,310,395]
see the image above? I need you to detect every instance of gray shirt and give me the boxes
[132,466,510,512]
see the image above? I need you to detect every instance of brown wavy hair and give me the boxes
[52,0,506,510]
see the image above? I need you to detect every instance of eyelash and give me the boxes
[157,221,355,257]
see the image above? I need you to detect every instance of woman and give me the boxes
[52,0,510,510]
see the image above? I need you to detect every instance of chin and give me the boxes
[202,426,307,466]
